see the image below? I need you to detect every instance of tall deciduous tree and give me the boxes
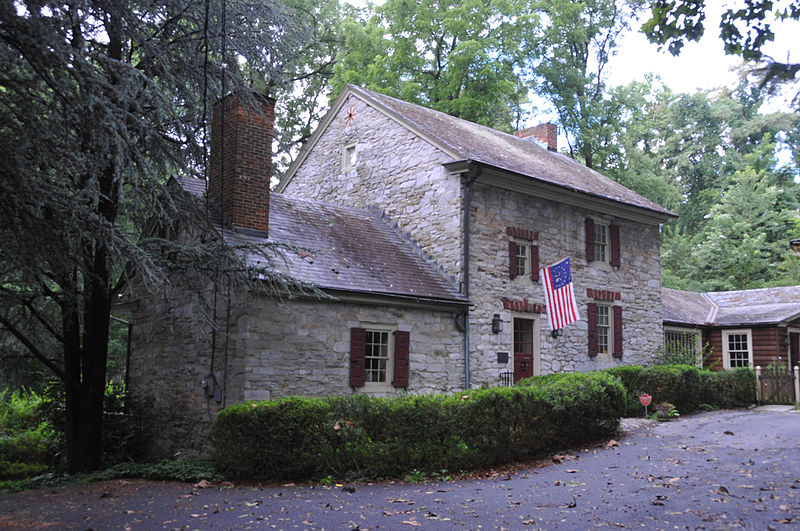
[529,0,646,169]
[0,0,311,472]
[331,0,539,131]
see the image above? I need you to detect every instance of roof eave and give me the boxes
[445,160,676,225]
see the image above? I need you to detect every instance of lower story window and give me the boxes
[597,305,610,355]
[664,327,702,366]
[365,330,390,383]
[722,329,753,369]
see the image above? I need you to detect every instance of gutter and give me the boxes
[462,162,481,390]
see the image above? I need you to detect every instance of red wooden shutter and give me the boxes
[508,240,518,279]
[609,224,620,267]
[393,330,410,388]
[349,327,366,387]
[531,244,539,281]
[585,218,595,262]
[613,306,623,358]
[587,303,598,357]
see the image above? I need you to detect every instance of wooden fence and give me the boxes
[756,365,800,405]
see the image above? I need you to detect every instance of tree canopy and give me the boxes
[0,0,315,472]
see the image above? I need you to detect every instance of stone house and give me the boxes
[127,86,675,457]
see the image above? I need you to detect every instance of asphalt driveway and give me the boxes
[1,407,798,529]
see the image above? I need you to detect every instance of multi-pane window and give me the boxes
[664,328,702,366]
[723,330,752,369]
[516,242,529,277]
[365,330,389,383]
[594,223,608,263]
[597,304,610,354]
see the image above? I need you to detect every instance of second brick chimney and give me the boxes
[514,123,558,152]
[209,92,274,236]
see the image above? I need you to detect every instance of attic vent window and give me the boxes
[343,143,357,171]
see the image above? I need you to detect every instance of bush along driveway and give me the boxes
[1,407,798,529]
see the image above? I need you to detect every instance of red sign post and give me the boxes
[639,393,652,416]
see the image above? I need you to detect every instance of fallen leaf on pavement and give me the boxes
[193,480,213,489]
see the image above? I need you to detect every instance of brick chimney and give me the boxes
[209,92,274,236]
[514,123,558,152]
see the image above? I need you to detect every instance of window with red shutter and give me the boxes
[613,306,623,358]
[393,330,410,388]
[585,218,595,262]
[349,327,366,387]
[508,240,518,279]
[609,224,620,267]
[587,303,598,357]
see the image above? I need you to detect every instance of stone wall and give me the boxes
[466,182,664,387]
[282,94,463,282]
[127,284,246,459]
[128,288,464,458]
[240,296,464,400]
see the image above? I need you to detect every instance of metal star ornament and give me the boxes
[344,106,357,125]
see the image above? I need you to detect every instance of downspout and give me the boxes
[463,163,481,390]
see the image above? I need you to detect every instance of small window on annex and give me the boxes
[722,330,753,369]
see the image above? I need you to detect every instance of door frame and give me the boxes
[512,313,541,382]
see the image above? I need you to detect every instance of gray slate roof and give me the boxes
[346,85,674,219]
[663,286,800,327]
[174,177,467,305]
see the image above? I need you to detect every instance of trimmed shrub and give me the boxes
[698,367,756,408]
[604,365,755,417]
[210,372,625,481]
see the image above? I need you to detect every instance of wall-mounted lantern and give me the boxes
[491,314,503,334]
[782,332,790,347]
[551,328,562,339]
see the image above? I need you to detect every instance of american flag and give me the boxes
[541,257,580,331]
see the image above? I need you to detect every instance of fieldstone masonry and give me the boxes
[466,183,663,386]
[284,95,464,283]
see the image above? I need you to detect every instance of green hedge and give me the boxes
[210,372,625,481]
[603,365,755,417]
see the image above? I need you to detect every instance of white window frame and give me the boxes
[596,303,613,355]
[594,222,609,264]
[342,143,357,172]
[664,326,703,367]
[722,329,753,370]
[361,324,395,392]
[511,238,530,277]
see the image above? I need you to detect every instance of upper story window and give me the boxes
[514,239,530,277]
[507,227,539,281]
[722,329,753,369]
[594,223,608,263]
[342,143,357,171]
[585,217,620,267]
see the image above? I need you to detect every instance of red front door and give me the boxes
[513,318,534,383]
